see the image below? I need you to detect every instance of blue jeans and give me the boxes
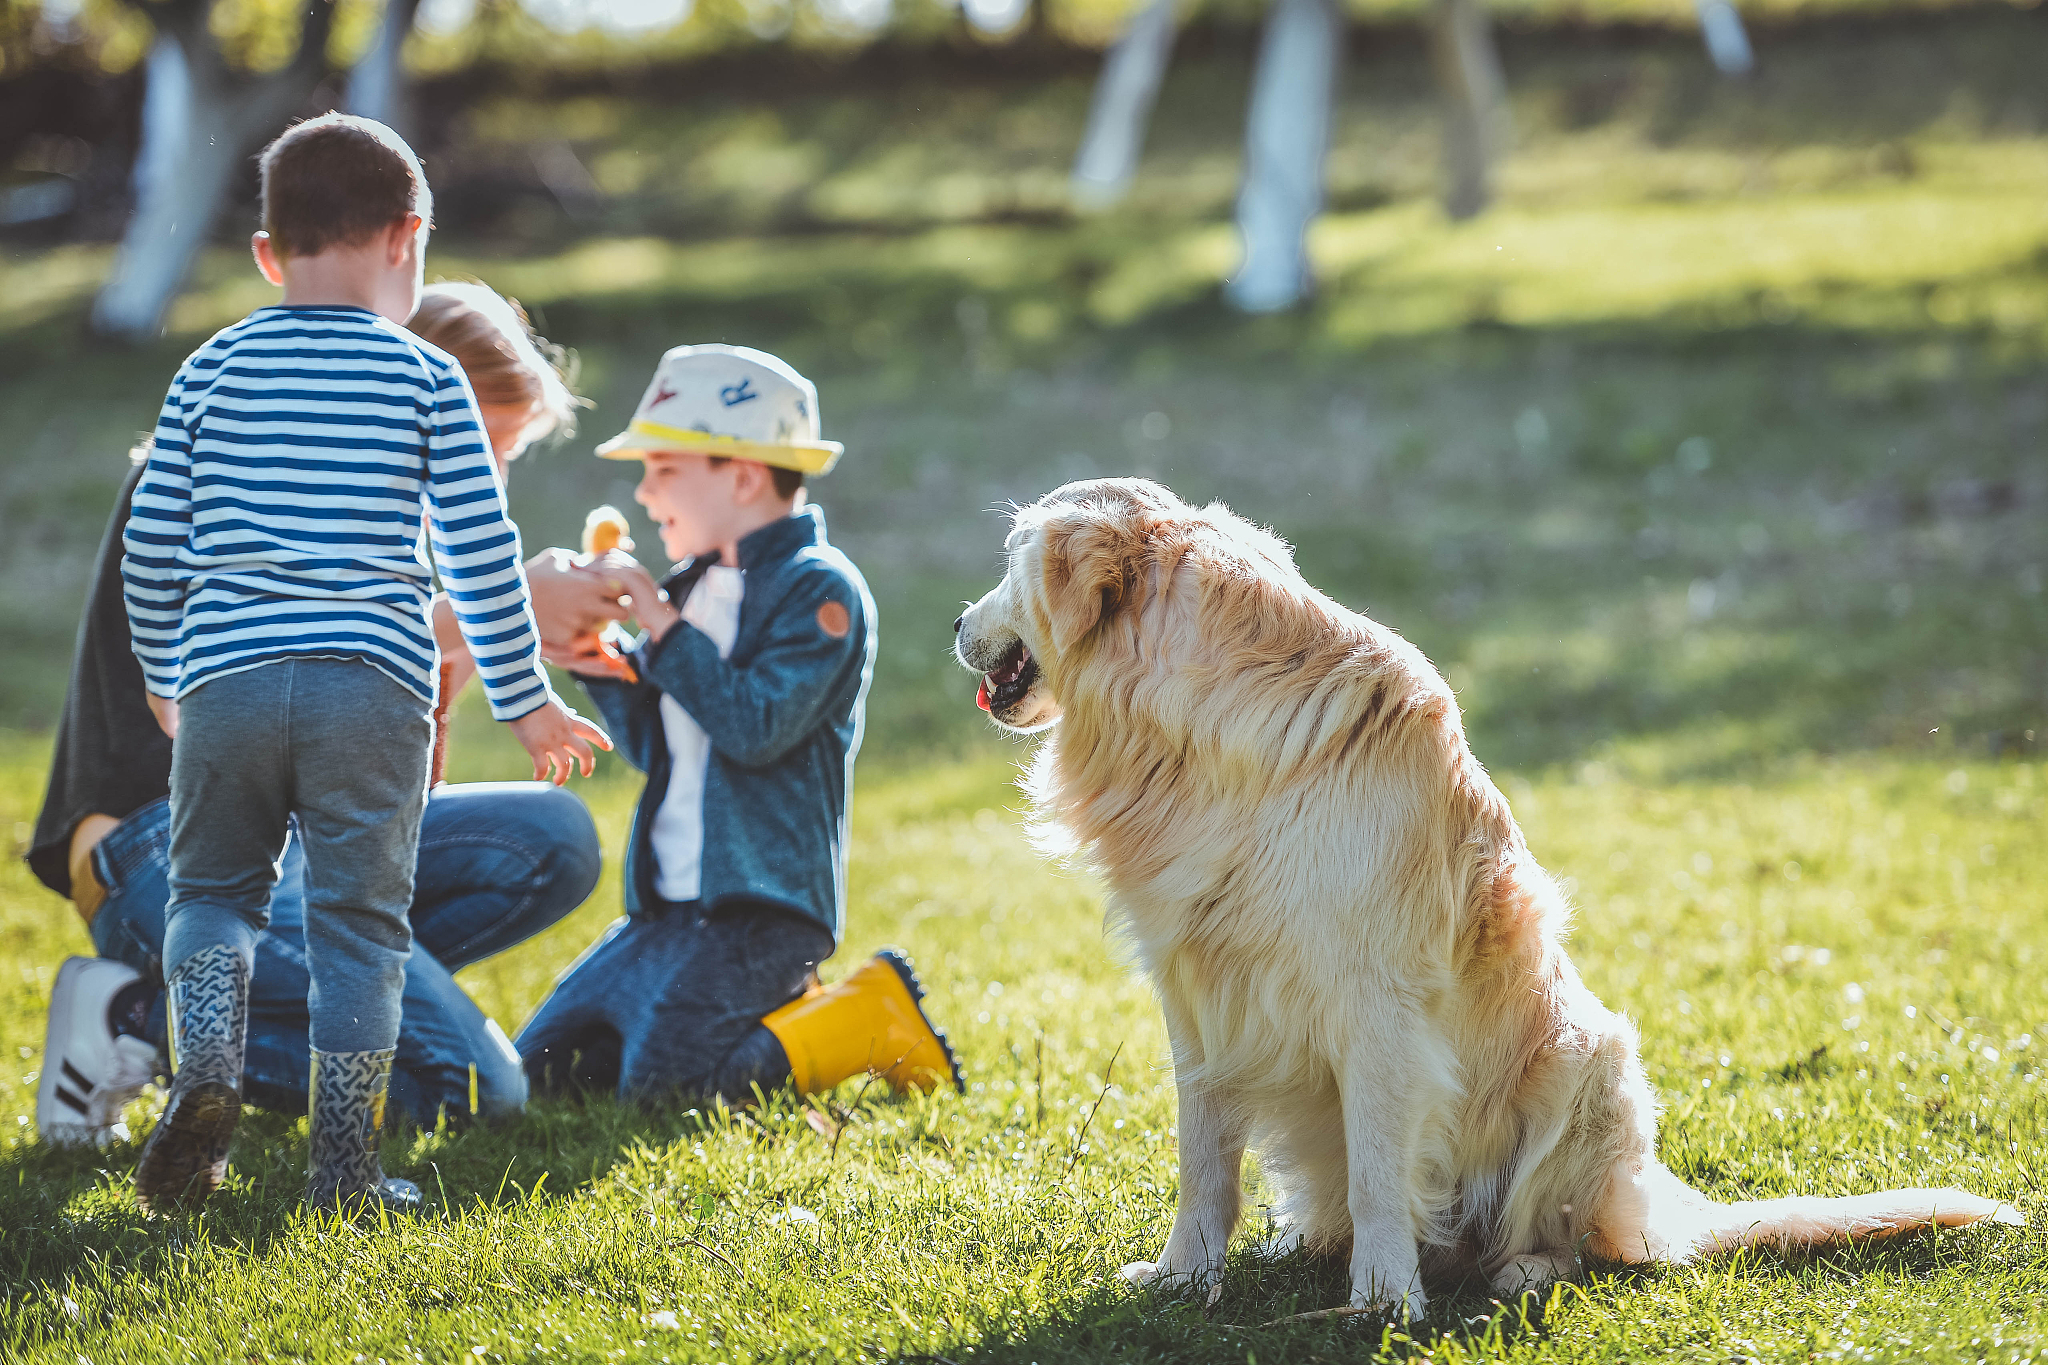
[516,899,832,1102]
[166,659,436,1055]
[91,782,601,1124]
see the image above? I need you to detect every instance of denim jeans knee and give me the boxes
[87,797,173,976]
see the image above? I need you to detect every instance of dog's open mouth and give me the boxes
[976,640,1037,714]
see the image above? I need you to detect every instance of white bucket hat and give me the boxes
[594,344,843,474]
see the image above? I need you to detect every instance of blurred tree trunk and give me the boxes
[1224,0,1340,314]
[1430,0,1507,222]
[125,35,192,246]
[90,0,337,343]
[1694,0,1755,76]
[346,0,424,139]
[1070,0,1178,210]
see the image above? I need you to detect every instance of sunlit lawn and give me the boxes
[0,732,2042,1362]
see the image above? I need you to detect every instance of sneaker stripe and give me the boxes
[54,1084,91,1115]
[61,1059,94,1093]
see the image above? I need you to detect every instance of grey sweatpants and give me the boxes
[163,658,430,1054]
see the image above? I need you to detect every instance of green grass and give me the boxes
[0,739,2042,1362]
[2,11,2047,1361]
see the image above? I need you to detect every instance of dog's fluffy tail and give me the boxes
[1604,1161,2025,1263]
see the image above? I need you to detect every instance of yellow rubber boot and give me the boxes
[761,949,964,1096]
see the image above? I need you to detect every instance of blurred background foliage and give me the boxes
[2,0,2040,83]
[1,0,2043,781]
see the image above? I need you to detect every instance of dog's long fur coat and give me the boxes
[955,478,2022,1315]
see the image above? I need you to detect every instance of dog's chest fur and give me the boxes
[1044,714,1487,1087]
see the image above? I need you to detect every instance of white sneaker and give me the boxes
[38,956,162,1148]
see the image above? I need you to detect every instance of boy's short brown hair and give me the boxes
[706,456,804,501]
[258,113,431,259]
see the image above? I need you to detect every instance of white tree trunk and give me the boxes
[91,4,336,344]
[93,38,250,342]
[1695,0,1754,76]
[346,0,424,137]
[1224,0,1340,314]
[129,36,192,219]
[1070,0,1179,210]
[1430,0,1508,222]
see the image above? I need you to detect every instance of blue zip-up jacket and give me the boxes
[580,505,874,939]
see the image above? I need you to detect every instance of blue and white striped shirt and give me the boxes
[121,305,550,721]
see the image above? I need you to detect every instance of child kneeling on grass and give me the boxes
[121,114,608,1214]
[517,344,963,1103]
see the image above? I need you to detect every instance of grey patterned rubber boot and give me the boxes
[304,1048,423,1214]
[134,944,249,1214]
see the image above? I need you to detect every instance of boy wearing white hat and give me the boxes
[518,345,962,1102]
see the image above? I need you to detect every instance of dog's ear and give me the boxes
[1039,503,1147,652]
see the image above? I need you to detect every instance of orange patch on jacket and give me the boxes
[816,600,851,638]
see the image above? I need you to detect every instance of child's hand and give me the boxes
[507,697,613,785]
[588,551,681,643]
[547,628,638,681]
[146,693,180,739]
[526,548,630,645]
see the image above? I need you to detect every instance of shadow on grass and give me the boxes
[925,1223,2026,1365]
[0,1089,782,1301]
[931,1244,1554,1365]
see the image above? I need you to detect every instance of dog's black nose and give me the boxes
[953,616,964,634]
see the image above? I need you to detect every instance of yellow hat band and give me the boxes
[595,419,844,475]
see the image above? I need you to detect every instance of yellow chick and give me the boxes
[581,505,634,557]
[575,506,640,683]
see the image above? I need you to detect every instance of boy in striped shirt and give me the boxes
[119,114,608,1215]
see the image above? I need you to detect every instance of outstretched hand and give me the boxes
[506,697,613,785]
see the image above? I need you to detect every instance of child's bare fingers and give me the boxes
[572,717,613,750]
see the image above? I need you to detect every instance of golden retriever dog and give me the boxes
[954,477,2023,1317]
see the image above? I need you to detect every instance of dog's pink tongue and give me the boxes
[975,680,991,711]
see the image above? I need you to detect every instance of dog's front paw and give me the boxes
[1348,1257,1427,1321]
[1119,1260,1158,1287]
[1348,1232,1426,1320]
[1349,1283,1427,1321]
